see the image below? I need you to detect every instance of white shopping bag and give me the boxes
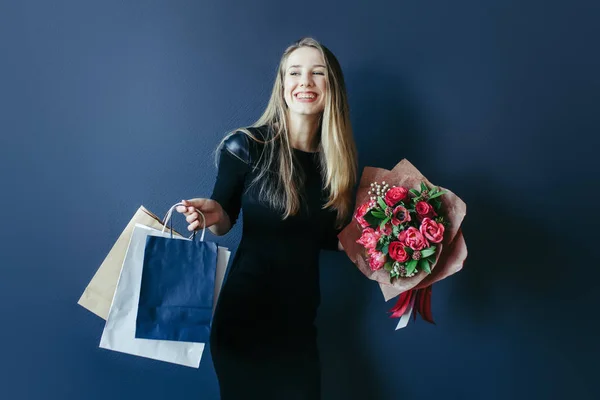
[99,223,230,368]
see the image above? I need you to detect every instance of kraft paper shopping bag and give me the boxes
[78,206,179,319]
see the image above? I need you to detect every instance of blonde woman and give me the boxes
[177,37,357,399]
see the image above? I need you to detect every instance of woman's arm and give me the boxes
[177,131,251,236]
[209,208,231,236]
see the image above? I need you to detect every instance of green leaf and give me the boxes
[377,196,388,210]
[409,189,420,197]
[429,190,448,200]
[420,182,428,192]
[419,258,431,274]
[363,213,379,227]
[384,261,393,272]
[379,235,391,244]
[406,259,418,275]
[380,217,390,230]
[370,210,386,219]
[377,236,391,252]
[381,243,389,255]
[392,225,401,237]
[421,246,437,258]
[432,199,442,210]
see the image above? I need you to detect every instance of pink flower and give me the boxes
[420,217,445,243]
[399,227,429,251]
[368,250,386,271]
[391,205,411,226]
[388,241,409,262]
[385,186,408,207]
[415,201,437,220]
[356,227,381,250]
[376,222,393,236]
[354,200,374,229]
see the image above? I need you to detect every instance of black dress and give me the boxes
[209,126,342,400]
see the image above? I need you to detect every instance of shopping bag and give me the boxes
[135,203,218,343]
[99,205,230,367]
[99,224,206,367]
[213,246,229,313]
[78,206,179,319]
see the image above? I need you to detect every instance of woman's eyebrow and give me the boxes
[287,64,327,69]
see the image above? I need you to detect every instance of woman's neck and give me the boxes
[287,113,321,152]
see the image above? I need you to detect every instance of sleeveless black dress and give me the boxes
[209,126,342,400]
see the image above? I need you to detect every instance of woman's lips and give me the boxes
[294,92,318,102]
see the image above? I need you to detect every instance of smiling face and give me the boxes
[283,46,329,117]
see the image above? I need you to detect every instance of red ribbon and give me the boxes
[389,290,413,318]
[389,285,435,324]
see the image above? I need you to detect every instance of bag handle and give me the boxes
[161,202,207,242]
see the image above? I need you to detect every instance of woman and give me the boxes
[177,37,357,399]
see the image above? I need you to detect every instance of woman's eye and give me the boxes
[313,71,325,75]
[289,72,299,76]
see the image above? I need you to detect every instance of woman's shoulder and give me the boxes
[221,125,272,165]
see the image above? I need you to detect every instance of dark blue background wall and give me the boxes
[1,1,599,399]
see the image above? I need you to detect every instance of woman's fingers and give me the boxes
[175,199,216,231]
[182,198,207,210]
[186,212,198,224]
[188,219,200,231]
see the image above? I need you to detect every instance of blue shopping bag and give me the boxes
[135,203,218,343]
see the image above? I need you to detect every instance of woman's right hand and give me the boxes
[175,198,225,232]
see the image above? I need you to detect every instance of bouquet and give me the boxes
[338,159,467,329]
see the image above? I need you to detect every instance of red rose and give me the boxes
[415,201,437,220]
[420,217,445,243]
[385,186,408,207]
[368,250,386,271]
[388,241,409,262]
[399,227,429,250]
[391,205,411,226]
[356,227,381,250]
[354,200,374,228]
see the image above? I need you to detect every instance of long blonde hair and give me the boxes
[217,37,357,228]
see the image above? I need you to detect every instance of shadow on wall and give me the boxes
[443,169,600,397]
[317,67,431,400]
[449,182,598,323]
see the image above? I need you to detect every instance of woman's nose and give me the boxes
[300,75,313,87]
